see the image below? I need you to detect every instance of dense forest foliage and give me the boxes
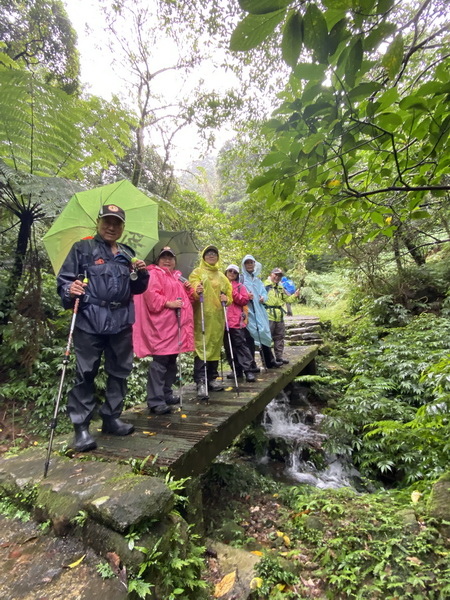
[1,0,450,598]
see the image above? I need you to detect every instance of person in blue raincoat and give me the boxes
[240,254,280,369]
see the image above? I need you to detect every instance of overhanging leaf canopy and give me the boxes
[0,69,134,179]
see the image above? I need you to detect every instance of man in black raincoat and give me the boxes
[57,204,149,452]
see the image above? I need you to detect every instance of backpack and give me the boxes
[281,276,295,294]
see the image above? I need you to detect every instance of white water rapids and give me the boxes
[260,390,360,489]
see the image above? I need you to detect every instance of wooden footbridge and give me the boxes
[0,339,318,595]
[70,344,318,479]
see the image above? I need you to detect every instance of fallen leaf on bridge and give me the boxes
[225,387,233,391]
[181,414,187,418]
[142,431,157,436]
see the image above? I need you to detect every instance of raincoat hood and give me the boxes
[199,245,220,272]
[241,254,262,278]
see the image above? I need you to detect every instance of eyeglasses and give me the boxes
[204,251,218,257]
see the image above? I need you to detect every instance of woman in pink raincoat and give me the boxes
[133,247,194,415]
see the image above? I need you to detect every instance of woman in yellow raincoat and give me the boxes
[189,245,232,400]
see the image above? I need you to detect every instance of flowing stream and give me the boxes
[260,387,361,489]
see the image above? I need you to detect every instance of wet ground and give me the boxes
[0,516,127,600]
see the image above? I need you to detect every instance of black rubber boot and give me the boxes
[73,424,97,452]
[244,371,256,382]
[102,417,135,436]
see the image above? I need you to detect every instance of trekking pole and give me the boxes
[250,299,268,373]
[44,275,87,478]
[199,291,209,400]
[221,294,239,396]
[175,298,183,409]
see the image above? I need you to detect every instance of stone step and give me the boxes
[286,325,321,335]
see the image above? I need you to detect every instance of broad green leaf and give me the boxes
[303,101,333,120]
[345,38,363,87]
[399,96,429,112]
[338,232,353,246]
[410,210,430,220]
[364,22,396,51]
[370,211,385,226]
[293,62,327,81]
[382,34,404,79]
[280,176,296,198]
[247,168,284,192]
[303,3,329,64]
[380,225,397,237]
[375,112,403,130]
[302,132,325,153]
[354,0,377,11]
[417,81,450,96]
[282,12,303,68]
[348,81,382,101]
[230,11,286,51]
[408,196,423,210]
[377,87,399,112]
[322,0,352,8]
[327,18,349,56]
[376,0,395,13]
[260,151,287,166]
[239,0,291,14]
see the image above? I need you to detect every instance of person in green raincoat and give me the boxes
[189,245,232,400]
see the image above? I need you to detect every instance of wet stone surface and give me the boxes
[0,516,127,600]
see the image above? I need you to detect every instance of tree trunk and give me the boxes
[0,211,33,325]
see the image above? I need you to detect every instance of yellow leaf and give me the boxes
[142,431,157,436]
[327,179,340,188]
[276,583,286,591]
[214,571,236,597]
[273,493,279,498]
[225,386,233,391]
[276,530,284,538]
[250,577,263,590]
[251,550,263,556]
[411,490,422,504]
[283,535,291,547]
[91,496,110,507]
[67,554,86,569]
[181,414,187,419]
[385,216,392,224]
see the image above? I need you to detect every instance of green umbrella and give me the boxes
[43,180,159,274]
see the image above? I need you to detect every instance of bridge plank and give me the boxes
[66,345,317,478]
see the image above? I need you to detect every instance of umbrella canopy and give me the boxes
[43,180,159,274]
[146,230,198,278]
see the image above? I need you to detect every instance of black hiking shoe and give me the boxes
[197,381,209,401]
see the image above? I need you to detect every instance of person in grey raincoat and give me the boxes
[240,254,280,369]
[57,204,149,452]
